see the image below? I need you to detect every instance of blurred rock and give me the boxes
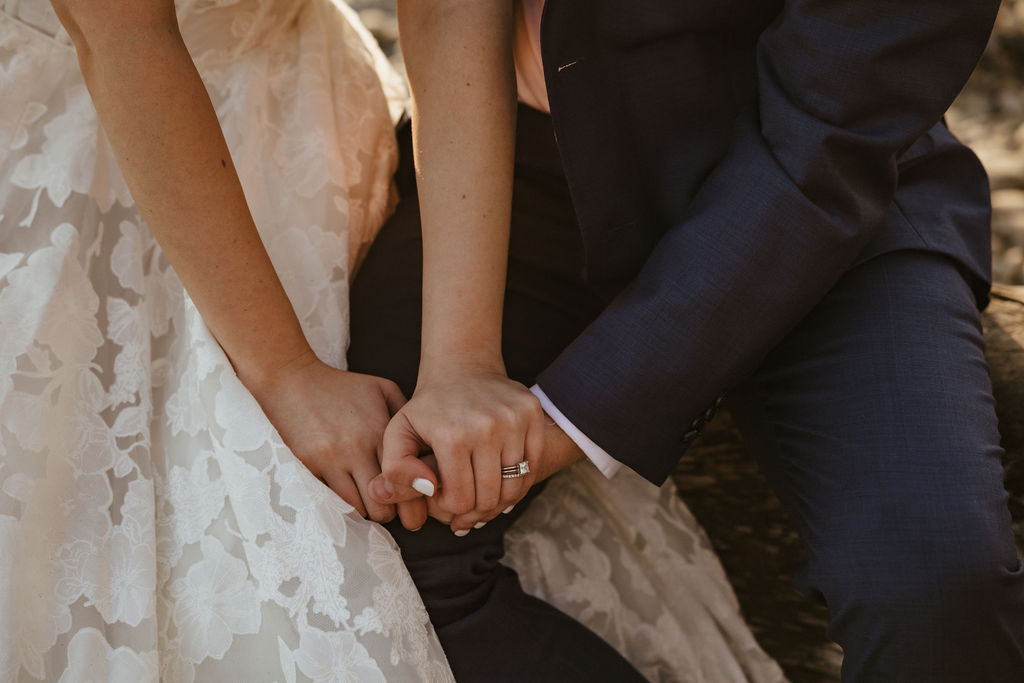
[996,245,1024,284]
[982,150,1024,192]
[993,189,1024,243]
[983,285,1024,550]
[948,0,1024,283]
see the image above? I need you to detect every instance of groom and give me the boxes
[354,0,1024,680]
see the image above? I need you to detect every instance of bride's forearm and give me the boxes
[379,2,547,526]
[397,0,517,380]
[53,1,312,393]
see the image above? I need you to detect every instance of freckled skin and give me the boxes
[380,0,551,530]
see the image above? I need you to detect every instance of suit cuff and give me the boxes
[530,385,622,479]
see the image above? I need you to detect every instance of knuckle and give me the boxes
[302,440,337,465]
[371,507,396,524]
[361,432,384,453]
[451,516,476,530]
[433,426,460,450]
[430,432,454,458]
[344,496,367,518]
[478,510,498,525]
[430,509,453,525]
[446,494,475,516]
[340,435,369,455]
[525,395,544,420]
[497,405,518,426]
[498,489,521,506]
[381,460,404,480]
[477,494,500,512]
[469,413,497,437]
[452,501,475,516]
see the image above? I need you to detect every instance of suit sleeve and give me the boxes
[535,0,1000,484]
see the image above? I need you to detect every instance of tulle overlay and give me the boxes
[0,1,785,680]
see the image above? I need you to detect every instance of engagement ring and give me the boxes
[501,461,530,479]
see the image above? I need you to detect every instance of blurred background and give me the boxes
[349,2,1024,681]
[948,0,1024,285]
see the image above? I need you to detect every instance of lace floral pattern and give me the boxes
[505,463,787,683]
[0,1,453,680]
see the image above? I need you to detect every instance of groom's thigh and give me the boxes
[729,250,1024,681]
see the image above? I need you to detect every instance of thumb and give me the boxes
[372,415,438,504]
[378,378,408,416]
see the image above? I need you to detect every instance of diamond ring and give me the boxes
[500,461,530,479]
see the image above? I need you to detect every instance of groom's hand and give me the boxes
[368,370,547,530]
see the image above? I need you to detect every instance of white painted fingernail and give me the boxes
[412,478,435,497]
[453,529,470,537]
[474,521,486,529]
[502,504,515,514]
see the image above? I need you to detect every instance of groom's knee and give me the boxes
[807,494,1024,678]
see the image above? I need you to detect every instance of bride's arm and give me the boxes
[52,2,304,385]
[375,0,550,531]
[49,0,402,521]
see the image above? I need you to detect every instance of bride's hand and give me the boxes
[244,350,407,523]
[421,419,585,532]
[370,367,546,531]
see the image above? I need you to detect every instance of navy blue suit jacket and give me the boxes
[533,0,1000,483]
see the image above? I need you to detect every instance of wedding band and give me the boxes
[501,461,530,479]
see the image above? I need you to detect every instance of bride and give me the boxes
[0,0,785,680]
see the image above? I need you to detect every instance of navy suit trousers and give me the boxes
[729,250,1024,681]
[349,107,1024,681]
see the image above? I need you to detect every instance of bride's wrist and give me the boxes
[416,350,506,386]
[235,345,322,403]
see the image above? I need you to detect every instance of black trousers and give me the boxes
[347,107,645,682]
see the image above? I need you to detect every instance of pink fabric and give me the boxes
[514,0,549,113]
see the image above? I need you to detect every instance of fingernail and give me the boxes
[502,504,515,514]
[474,521,486,529]
[412,478,435,497]
[410,526,423,532]
[453,529,470,537]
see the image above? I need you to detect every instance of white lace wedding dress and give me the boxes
[0,1,786,681]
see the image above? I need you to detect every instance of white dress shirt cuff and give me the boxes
[530,385,622,479]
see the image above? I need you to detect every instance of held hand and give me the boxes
[244,350,406,523]
[426,418,585,531]
[369,368,546,530]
